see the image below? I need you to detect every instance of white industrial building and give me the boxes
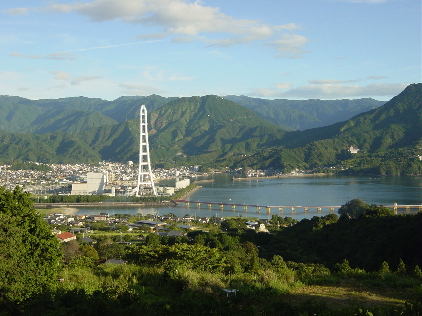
[71,172,108,195]
[175,178,190,189]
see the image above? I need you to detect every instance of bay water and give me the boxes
[73,174,422,220]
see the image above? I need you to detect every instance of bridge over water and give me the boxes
[172,200,422,215]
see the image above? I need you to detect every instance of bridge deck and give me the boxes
[172,200,422,211]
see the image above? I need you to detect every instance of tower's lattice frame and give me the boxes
[135,105,157,196]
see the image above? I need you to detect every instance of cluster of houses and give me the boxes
[46,211,270,244]
[44,212,129,228]
[0,161,202,195]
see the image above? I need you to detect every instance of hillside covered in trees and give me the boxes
[0,188,421,315]
[0,84,420,175]
[224,95,384,131]
[0,94,381,134]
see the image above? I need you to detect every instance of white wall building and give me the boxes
[71,172,108,195]
[175,178,190,189]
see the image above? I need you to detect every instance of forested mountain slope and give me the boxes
[0,95,174,133]
[256,83,422,173]
[0,129,101,163]
[0,94,384,134]
[225,95,384,130]
[80,95,287,166]
[0,84,419,175]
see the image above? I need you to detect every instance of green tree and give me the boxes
[0,186,62,302]
[220,218,247,231]
[103,243,126,259]
[80,244,99,260]
[62,240,82,264]
[145,233,161,246]
[395,258,406,276]
[362,205,394,217]
[95,237,114,259]
[338,199,369,218]
[413,265,422,279]
[335,259,353,275]
[129,243,227,271]
[378,261,391,277]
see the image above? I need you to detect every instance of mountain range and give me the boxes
[0,83,420,175]
[224,96,384,131]
[0,94,382,134]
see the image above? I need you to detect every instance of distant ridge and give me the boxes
[0,94,383,133]
[224,95,384,130]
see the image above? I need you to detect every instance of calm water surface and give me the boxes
[74,174,421,220]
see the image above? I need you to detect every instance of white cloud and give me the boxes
[10,0,308,58]
[135,33,168,40]
[4,7,32,15]
[367,75,388,80]
[249,82,292,97]
[71,76,102,85]
[61,41,149,52]
[51,71,70,81]
[249,88,279,98]
[266,34,310,58]
[140,68,193,82]
[10,52,76,60]
[172,36,195,44]
[51,71,101,86]
[274,23,301,31]
[248,82,408,99]
[275,82,292,89]
[10,41,161,63]
[330,0,388,3]
[141,69,166,81]
[309,79,359,84]
[119,83,166,95]
[168,74,194,81]
[0,71,21,80]
[281,83,408,99]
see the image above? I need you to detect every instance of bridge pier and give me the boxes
[219,204,224,210]
[330,207,334,213]
[196,203,201,208]
[291,206,295,214]
[256,206,260,214]
[279,207,283,214]
[266,207,271,214]
[231,205,236,212]
[317,207,322,213]
[208,203,212,209]
[185,202,190,207]
[243,206,248,212]
[304,207,308,213]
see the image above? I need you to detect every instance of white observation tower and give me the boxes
[135,105,157,196]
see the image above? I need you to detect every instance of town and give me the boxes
[0,161,202,195]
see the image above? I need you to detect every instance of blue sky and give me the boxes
[1,0,420,101]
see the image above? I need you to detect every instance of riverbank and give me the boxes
[33,184,204,214]
[232,173,331,181]
[178,184,202,199]
[34,201,173,215]
[34,201,172,208]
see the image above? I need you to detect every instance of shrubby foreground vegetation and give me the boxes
[0,188,421,315]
